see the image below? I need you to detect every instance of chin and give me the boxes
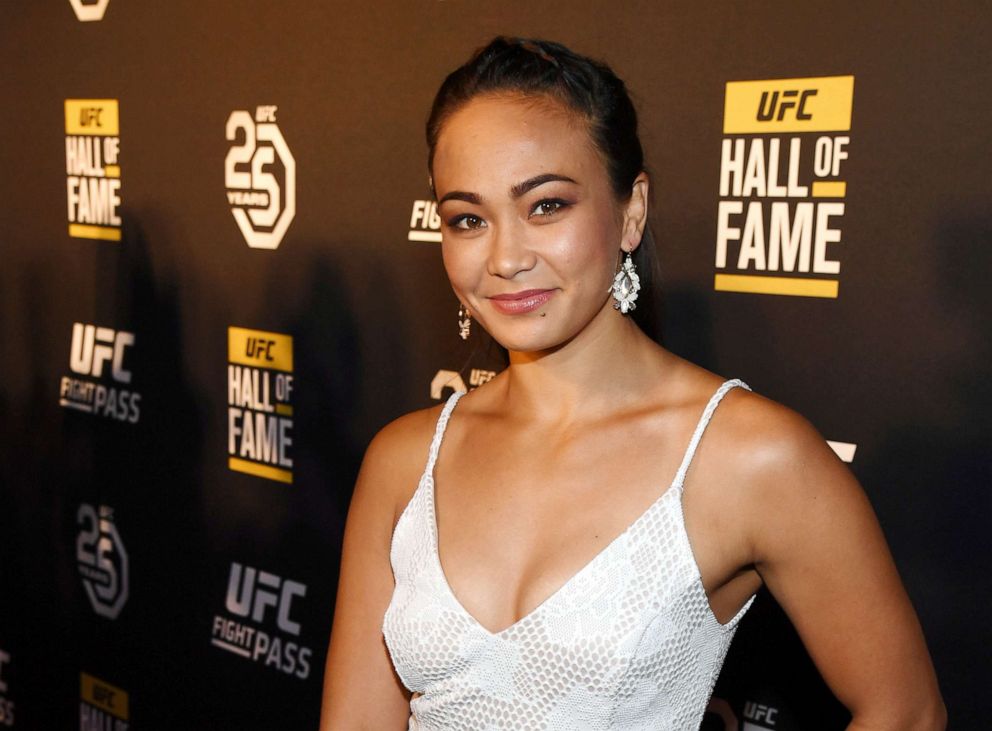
[484,324,573,355]
[482,302,610,354]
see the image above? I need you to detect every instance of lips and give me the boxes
[487,289,556,315]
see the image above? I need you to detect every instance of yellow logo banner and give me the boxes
[64,99,119,136]
[228,327,293,372]
[80,673,129,720]
[723,76,854,133]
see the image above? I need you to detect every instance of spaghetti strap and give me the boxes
[423,390,467,478]
[673,378,751,492]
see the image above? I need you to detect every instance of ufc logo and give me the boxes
[744,700,779,725]
[225,562,306,636]
[69,323,134,383]
[255,105,278,123]
[79,107,103,127]
[756,89,817,122]
[92,684,116,708]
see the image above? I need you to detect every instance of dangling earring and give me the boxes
[458,304,471,340]
[611,251,640,314]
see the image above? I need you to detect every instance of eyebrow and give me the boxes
[437,173,578,206]
[437,190,481,206]
[511,173,577,199]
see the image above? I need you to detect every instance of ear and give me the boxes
[620,172,650,253]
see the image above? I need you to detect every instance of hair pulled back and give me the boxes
[427,36,643,202]
[426,36,661,334]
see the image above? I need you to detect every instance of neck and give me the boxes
[500,300,671,424]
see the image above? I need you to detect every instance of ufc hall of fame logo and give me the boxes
[76,504,129,620]
[0,649,13,727]
[80,672,129,731]
[225,106,296,250]
[60,323,141,423]
[211,562,312,680]
[65,100,122,242]
[715,76,855,298]
[68,0,110,22]
[227,327,295,484]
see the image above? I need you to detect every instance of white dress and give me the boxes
[382,378,755,730]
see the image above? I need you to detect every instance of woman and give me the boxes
[320,37,945,730]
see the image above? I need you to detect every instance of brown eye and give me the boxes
[530,199,568,217]
[451,214,486,230]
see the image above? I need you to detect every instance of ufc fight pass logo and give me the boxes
[211,562,312,679]
[59,323,141,423]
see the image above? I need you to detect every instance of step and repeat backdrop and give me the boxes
[1,2,989,729]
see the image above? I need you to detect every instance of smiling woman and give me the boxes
[433,90,646,354]
[319,37,945,731]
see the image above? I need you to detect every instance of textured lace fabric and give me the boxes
[382,379,755,730]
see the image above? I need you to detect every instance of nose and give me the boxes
[487,219,537,279]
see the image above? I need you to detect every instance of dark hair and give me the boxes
[426,36,661,334]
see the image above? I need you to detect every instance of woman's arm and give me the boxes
[319,411,435,730]
[743,405,946,731]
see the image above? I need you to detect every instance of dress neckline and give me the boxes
[429,467,683,638]
[421,378,748,638]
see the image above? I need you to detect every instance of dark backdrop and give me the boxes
[1,2,989,729]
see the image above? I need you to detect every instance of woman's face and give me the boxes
[432,93,645,354]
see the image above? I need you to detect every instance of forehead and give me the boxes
[432,93,604,194]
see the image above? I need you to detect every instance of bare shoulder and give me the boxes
[357,402,445,530]
[657,360,834,482]
[677,372,945,726]
[705,382,871,560]
[709,383,848,491]
[323,404,444,724]
[718,384,833,467]
[364,403,443,475]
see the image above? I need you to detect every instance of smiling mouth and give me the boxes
[487,289,556,315]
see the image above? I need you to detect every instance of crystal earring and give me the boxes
[611,252,640,314]
[458,304,471,340]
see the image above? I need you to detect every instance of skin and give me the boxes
[320,93,946,730]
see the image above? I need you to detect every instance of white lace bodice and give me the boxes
[382,379,755,730]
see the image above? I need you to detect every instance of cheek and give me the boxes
[440,242,480,294]
[547,209,619,281]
